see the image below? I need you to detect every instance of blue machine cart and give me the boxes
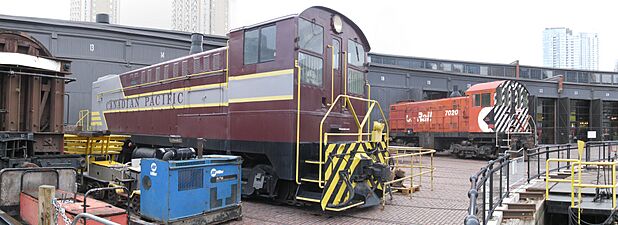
[140,155,242,224]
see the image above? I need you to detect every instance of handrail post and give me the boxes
[545,148,550,175]
[612,163,616,209]
[567,146,571,166]
[488,162,494,221]
[527,149,531,183]
[586,142,590,162]
[482,172,486,224]
[570,163,575,207]
[545,159,550,200]
[506,156,510,198]
[499,159,503,203]
[603,143,606,161]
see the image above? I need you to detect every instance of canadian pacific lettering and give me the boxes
[106,92,184,110]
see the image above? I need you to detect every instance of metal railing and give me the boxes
[381,146,435,208]
[544,158,580,207]
[465,141,618,225]
[72,213,120,225]
[465,154,511,225]
[64,134,127,155]
[75,109,90,131]
[527,141,618,183]
[574,161,618,224]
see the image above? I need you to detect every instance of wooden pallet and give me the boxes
[393,185,421,195]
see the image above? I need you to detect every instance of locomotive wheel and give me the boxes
[275,181,297,205]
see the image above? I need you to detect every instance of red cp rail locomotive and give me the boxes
[390,80,535,158]
[92,7,390,211]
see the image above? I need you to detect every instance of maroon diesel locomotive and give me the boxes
[92,7,390,210]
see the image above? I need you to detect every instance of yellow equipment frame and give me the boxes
[544,155,618,225]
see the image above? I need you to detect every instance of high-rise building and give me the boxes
[70,0,119,23]
[172,0,229,35]
[543,27,599,70]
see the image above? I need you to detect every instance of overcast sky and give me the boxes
[0,0,616,71]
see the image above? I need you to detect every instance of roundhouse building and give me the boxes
[0,14,227,123]
[369,53,618,144]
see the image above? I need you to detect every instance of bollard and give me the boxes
[38,185,55,225]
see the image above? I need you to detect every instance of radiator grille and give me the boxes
[178,168,203,191]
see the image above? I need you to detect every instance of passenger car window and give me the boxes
[298,18,323,54]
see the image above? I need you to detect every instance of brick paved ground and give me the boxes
[228,153,489,225]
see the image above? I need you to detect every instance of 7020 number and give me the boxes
[445,109,459,116]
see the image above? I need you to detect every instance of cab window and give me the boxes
[348,40,365,67]
[474,94,481,107]
[244,25,277,64]
[299,52,323,86]
[332,39,340,69]
[481,93,491,107]
[348,69,365,95]
[298,18,323,54]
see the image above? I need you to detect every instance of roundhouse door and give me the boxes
[329,38,342,108]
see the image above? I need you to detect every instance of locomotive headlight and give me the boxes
[332,15,343,33]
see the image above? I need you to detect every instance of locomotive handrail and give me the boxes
[295,60,302,185]
[323,132,388,144]
[315,94,389,188]
[328,44,334,104]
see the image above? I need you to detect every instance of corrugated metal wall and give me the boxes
[0,16,226,123]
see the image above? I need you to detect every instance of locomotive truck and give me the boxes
[390,80,535,158]
[91,6,391,211]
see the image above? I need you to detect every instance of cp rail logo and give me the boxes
[405,112,433,123]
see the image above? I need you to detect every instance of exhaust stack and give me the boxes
[189,33,204,54]
[95,14,110,24]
